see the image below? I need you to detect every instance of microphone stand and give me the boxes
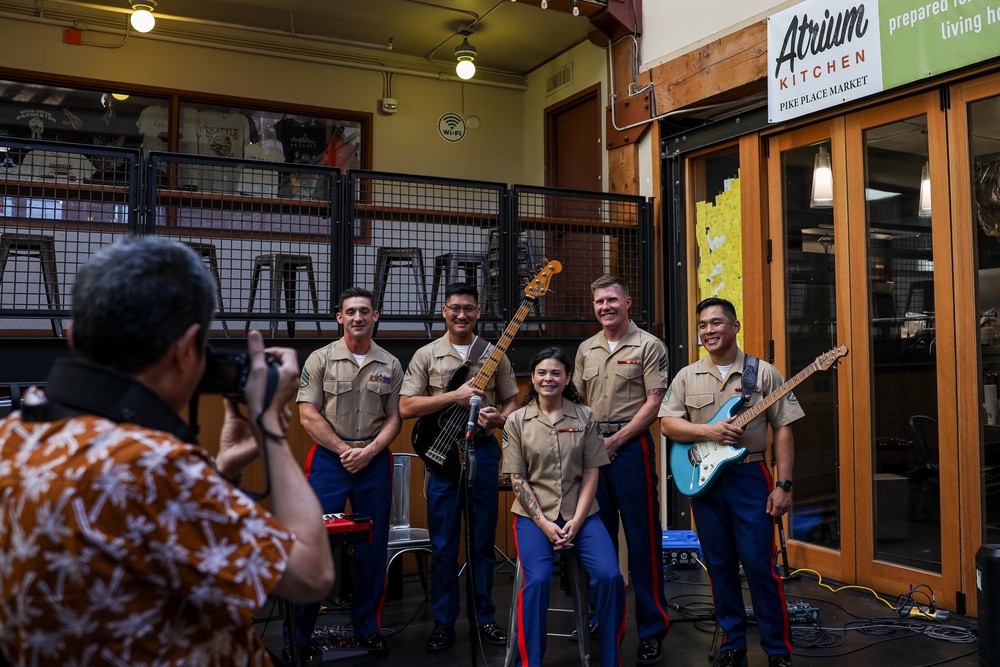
[463,398,481,667]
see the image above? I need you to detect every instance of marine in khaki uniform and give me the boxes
[399,283,518,652]
[573,274,671,664]
[294,287,403,656]
[660,297,804,667]
[502,346,625,667]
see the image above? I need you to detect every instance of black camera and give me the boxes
[197,348,276,402]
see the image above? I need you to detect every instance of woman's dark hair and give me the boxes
[522,346,584,406]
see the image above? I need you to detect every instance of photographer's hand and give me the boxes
[244,331,299,435]
[215,398,257,481]
[216,401,292,481]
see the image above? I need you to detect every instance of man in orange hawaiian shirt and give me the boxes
[0,237,333,666]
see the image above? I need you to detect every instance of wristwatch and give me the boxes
[775,479,793,492]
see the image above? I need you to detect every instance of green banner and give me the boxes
[881,0,1000,90]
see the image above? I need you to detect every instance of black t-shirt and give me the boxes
[273,117,327,164]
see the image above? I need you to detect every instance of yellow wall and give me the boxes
[0,17,529,183]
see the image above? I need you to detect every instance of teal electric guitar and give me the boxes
[670,345,848,497]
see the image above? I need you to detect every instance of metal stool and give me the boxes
[183,241,230,338]
[0,233,63,337]
[505,551,591,667]
[373,247,431,337]
[245,253,323,338]
[430,252,491,312]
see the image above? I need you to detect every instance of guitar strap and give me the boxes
[468,335,490,365]
[741,353,759,406]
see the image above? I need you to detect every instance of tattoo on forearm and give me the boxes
[648,388,666,398]
[510,474,542,521]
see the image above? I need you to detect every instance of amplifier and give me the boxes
[662,530,701,570]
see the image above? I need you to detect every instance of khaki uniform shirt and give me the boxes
[574,321,669,422]
[658,349,805,453]
[400,335,518,405]
[502,399,609,522]
[297,338,403,441]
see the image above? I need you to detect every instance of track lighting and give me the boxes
[129,0,156,33]
[455,31,477,80]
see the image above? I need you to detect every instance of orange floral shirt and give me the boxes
[0,412,295,666]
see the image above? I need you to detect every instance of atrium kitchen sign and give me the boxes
[769,0,1000,123]
[768,0,882,122]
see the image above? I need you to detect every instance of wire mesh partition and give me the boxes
[146,152,340,338]
[345,171,506,338]
[1,151,655,344]
[511,185,652,339]
[0,137,140,335]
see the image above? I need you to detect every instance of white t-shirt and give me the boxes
[452,343,472,361]
[194,110,251,192]
[352,353,366,367]
[15,150,96,182]
[608,340,619,352]
[717,363,733,379]
[236,144,285,197]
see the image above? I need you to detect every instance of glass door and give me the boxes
[948,72,1000,606]
[768,94,962,606]
[767,121,856,581]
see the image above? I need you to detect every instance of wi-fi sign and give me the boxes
[437,112,467,143]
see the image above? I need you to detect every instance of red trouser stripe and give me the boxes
[304,443,318,478]
[639,432,670,627]
[512,521,530,667]
[757,460,793,654]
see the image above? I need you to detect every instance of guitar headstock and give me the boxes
[814,344,849,371]
[524,259,562,299]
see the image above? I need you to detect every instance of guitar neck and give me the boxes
[732,360,819,428]
[470,297,535,391]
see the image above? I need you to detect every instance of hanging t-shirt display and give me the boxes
[273,117,327,164]
[193,110,250,192]
[237,143,285,197]
[136,105,199,154]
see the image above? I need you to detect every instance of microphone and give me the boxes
[466,395,483,438]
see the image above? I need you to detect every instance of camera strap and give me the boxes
[262,358,280,413]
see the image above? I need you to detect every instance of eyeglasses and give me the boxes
[446,305,479,316]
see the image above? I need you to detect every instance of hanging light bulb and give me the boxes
[572,0,580,15]
[540,0,548,8]
[129,1,156,33]
[454,32,477,80]
[919,162,932,216]
[810,145,834,208]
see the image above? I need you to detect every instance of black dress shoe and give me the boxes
[477,622,508,645]
[767,654,793,667]
[426,624,455,652]
[716,648,749,667]
[636,632,666,665]
[356,632,389,656]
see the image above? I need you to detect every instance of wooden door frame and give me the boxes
[845,92,960,609]
[948,72,1000,611]
[766,120,857,584]
[544,83,602,187]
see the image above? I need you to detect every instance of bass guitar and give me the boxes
[670,345,848,497]
[412,259,562,481]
